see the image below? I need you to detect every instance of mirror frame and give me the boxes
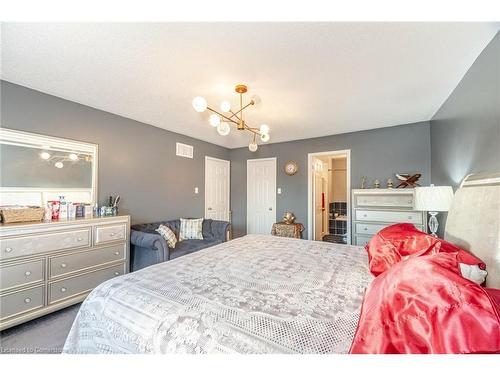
[0,128,98,206]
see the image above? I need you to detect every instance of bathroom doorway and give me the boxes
[307,150,350,244]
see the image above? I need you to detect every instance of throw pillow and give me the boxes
[156,224,177,248]
[179,218,204,241]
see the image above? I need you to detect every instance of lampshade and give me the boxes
[414,185,454,212]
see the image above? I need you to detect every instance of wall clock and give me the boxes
[284,161,298,176]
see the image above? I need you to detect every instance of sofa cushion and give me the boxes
[156,224,177,248]
[170,239,222,259]
[179,218,204,240]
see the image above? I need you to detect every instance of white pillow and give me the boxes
[156,224,177,248]
[179,218,204,241]
[459,263,488,285]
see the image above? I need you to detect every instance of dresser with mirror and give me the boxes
[0,128,130,330]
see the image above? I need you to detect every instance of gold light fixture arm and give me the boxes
[206,107,239,126]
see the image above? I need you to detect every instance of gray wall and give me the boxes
[430,32,499,237]
[1,81,230,225]
[230,121,431,238]
[431,31,500,189]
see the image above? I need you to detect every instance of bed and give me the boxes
[63,235,373,353]
[63,172,500,354]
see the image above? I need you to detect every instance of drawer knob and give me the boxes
[364,227,368,231]
[5,247,13,253]
[114,271,120,276]
[24,297,31,303]
[109,233,116,237]
[60,287,67,293]
[61,263,67,268]
[408,216,413,219]
[363,214,367,217]
[408,200,413,204]
[25,271,32,276]
[77,237,83,242]
[114,251,120,255]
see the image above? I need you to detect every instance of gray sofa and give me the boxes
[130,219,230,272]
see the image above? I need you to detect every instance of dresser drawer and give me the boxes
[94,223,127,245]
[355,222,425,236]
[49,243,126,278]
[0,286,44,321]
[0,259,44,291]
[355,194,414,208]
[48,263,125,304]
[355,223,389,236]
[354,235,372,247]
[355,210,423,225]
[0,228,91,260]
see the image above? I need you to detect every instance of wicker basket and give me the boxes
[0,206,45,224]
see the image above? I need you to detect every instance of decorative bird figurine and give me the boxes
[396,173,422,188]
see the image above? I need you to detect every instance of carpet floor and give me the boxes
[0,304,80,354]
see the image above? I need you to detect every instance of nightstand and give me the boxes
[271,222,304,239]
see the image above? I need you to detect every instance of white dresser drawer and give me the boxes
[0,260,44,291]
[0,286,44,321]
[49,243,126,278]
[0,228,91,260]
[94,223,127,245]
[355,223,389,236]
[354,235,372,247]
[355,210,423,225]
[355,194,414,208]
[48,263,125,304]
[356,222,425,236]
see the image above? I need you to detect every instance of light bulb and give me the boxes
[40,152,51,160]
[259,124,270,134]
[69,153,78,161]
[249,142,258,152]
[216,122,230,136]
[220,101,231,113]
[261,133,270,142]
[55,161,64,169]
[192,96,207,112]
[209,114,221,127]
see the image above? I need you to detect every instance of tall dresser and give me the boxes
[0,215,130,330]
[352,189,426,247]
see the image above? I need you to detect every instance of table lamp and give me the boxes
[414,185,454,237]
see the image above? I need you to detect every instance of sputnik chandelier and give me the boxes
[192,84,270,152]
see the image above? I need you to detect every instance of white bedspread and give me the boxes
[63,234,373,354]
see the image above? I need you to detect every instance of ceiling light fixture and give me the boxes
[192,84,270,152]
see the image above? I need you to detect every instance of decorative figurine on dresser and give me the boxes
[271,212,304,239]
[0,128,131,331]
[352,188,427,247]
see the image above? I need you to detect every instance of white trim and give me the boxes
[307,149,351,243]
[246,157,277,234]
[204,156,231,221]
[0,128,98,205]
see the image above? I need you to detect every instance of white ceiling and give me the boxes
[1,23,499,148]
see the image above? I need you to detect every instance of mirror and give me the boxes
[0,128,98,206]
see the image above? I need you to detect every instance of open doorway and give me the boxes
[307,150,351,244]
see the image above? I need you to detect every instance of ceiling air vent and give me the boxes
[176,142,194,159]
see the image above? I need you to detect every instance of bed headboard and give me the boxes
[444,172,500,288]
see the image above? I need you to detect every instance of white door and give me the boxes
[313,159,328,241]
[205,157,230,221]
[247,158,276,234]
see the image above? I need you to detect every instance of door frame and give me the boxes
[204,156,231,220]
[246,157,277,234]
[307,149,351,243]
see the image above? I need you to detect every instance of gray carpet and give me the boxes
[0,304,80,354]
